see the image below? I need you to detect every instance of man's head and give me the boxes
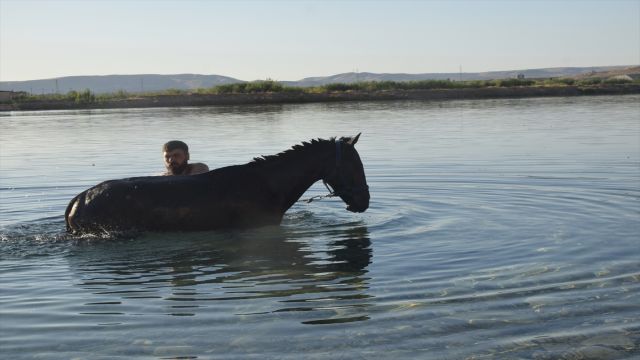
[163,140,190,175]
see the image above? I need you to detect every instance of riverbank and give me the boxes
[2,83,639,111]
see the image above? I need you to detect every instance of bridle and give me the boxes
[300,139,369,203]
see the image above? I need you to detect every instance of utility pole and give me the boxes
[55,79,59,93]
[140,78,144,93]
[459,65,462,82]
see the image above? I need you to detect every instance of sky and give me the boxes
[1,0,639,82]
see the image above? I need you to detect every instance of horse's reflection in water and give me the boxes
[68,223,372,324]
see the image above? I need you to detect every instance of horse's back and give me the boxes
[65,166,277,233]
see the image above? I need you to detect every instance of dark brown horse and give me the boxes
[65,134,369,234]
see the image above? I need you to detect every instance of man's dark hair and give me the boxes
[163,140,189,153]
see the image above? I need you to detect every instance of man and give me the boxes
[162,140,209,176]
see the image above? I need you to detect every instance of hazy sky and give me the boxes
[1,0,638,81]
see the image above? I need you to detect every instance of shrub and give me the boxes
[324,83,354,92]
[576,78,602,86]
[495,78,535,87]
[66,90,78,101]
[604,77,633,85]
[542,78,575,86]
[74,89,95,104]
[210,80,299,94]
[413,80,457,89]
[114,89,130,98]
[244,80,283,93]
[162,88,186,96]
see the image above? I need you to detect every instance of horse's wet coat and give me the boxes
[65,135,369,234]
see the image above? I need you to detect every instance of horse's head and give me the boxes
[324,133,370,213]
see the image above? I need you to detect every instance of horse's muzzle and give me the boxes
[347,204,367,213]
[346,192,370,213]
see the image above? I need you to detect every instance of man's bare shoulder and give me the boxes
[188,163,210,175]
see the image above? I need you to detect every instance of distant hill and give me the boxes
[0,74,243,94]
[571,66,640,80]
[284,66,633,87]
[1,66,635,94]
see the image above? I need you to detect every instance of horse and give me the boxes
[65,134,369,234]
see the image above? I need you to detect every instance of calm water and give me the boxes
[1,96,639,359]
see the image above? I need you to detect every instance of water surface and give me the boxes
[1,96,639,359]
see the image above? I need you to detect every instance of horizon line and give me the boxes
[1,64,638,83]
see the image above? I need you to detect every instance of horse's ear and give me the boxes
[347,133,361,146]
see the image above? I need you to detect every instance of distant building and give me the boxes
[517,74,525,79]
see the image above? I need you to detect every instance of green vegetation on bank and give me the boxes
[5,76,638,106]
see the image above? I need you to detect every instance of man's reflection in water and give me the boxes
[69,224,372,324]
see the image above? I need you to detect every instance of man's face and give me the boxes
[164,149,189,174]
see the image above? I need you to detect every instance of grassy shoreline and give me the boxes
[2,79,639,111]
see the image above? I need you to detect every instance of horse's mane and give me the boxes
[249,137,336,166]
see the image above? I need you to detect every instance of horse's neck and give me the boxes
[260,149,332,212]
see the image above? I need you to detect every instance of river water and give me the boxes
[1,95,639,359]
